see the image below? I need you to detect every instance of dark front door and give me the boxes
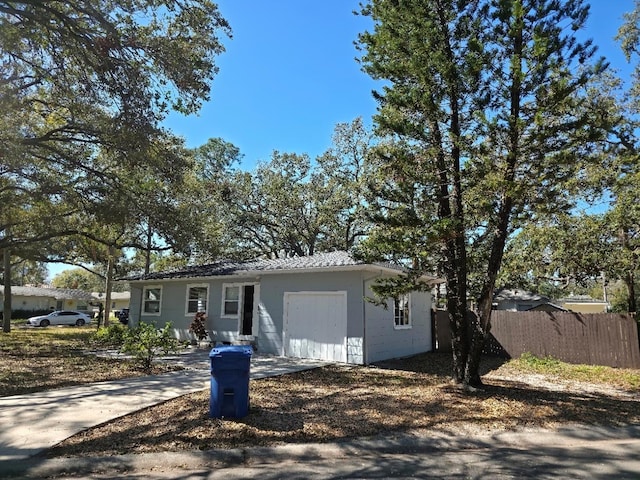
[240,285,254,336]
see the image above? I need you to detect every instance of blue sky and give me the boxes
[48,1,637,280]
[163,0,637,170]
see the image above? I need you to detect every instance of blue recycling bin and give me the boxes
[209,345,252,419]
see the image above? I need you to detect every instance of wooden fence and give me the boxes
[433,310,640,369]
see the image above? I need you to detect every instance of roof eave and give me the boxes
[128,264,445,285]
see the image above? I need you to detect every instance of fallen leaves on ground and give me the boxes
[46,353,640,458]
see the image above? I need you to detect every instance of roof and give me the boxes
[128,250,443,284]
[557,295,608,304]
[493,288,550,303]
[92,291,131,301]
[0,286,94,301]
[525,302,568,312]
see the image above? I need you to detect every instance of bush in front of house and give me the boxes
[93,322,127,348]
[121,322,180,373]
[189,312,209,342]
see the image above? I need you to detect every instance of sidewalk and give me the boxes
[0,351,328,462]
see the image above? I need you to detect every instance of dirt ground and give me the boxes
[45,353,640,458]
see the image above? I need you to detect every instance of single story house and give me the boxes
[492,288,563,312]
[128,251,443,364]
[0,286,95,313]
[557,295,609,313]
[92,291,131,318]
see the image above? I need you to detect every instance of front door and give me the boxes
[240,285,255,336]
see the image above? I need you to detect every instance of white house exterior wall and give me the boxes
[10,294,55,311]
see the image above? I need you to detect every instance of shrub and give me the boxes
[121,322,180,373]
[189,312,209,341]
[93,323,127,348]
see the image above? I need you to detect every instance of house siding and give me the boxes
[8,294,55,312]
[257,270,365,360]
[364,279,433,363]
[129,267,434,364]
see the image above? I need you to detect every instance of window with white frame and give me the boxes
[142,286,162,315]
[186,284,209,315]
[394,294,411,328]
[222,284,240,316]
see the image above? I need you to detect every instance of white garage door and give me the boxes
[283,291,347,362]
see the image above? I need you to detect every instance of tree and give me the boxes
[356,0,605,388]
[0,1,231,331]
[219,119,373,260]
[497,215,611,296]
[52,268,105,292]
[10,260,47,286]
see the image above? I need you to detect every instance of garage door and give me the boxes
[283,291,347,362]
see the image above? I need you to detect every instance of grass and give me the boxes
[47,352,640,458]
[506,352,640,390]
[2,324,639,458]
[0,319,180,396]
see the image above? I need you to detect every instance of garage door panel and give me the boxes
[284,291,347,362]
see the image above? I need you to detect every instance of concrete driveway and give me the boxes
[0,351,329,462]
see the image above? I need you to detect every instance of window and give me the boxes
[222,285,240,317]
[186,284,209,315]
[394,294,411,329]
[142,286,162,315]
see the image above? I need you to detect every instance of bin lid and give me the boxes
[209,345,253,358]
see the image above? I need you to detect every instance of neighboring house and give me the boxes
[492,288,566,312]
[128,251,443,365]
[557,295,609,313]
[525,302,567,312]
[0,286,95,313]
[92,291,131,318]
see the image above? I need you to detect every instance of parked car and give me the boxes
[27,310,92,327]
[118,308,130,325]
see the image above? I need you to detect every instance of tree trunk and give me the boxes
[3,248,11,333]
[626,272,637,314]
[144,222,152,275]
[103,246,114,327]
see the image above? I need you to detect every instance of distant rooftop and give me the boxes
[558,295,608,304]
[0,286,94,301]
[493,288,550,303]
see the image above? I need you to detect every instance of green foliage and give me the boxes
[517,352,564,373]
[512,353,640,389]
[193,119,373,261]
[356,0,606,385]
[8,260,47,286]
[0,0,231,278]
[52,268,104,291]
[121,322,180,373]
[93,323,127,348]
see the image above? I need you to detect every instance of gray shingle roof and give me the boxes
[129,251,411,282]
[0,286,94,301]
[493,288,550,303]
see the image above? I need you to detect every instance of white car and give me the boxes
[27,310,92,327]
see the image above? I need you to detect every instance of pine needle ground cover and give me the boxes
[44,353,640,458]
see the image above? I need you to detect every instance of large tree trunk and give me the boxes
[463,4,525,387]
[3,248,11,333]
